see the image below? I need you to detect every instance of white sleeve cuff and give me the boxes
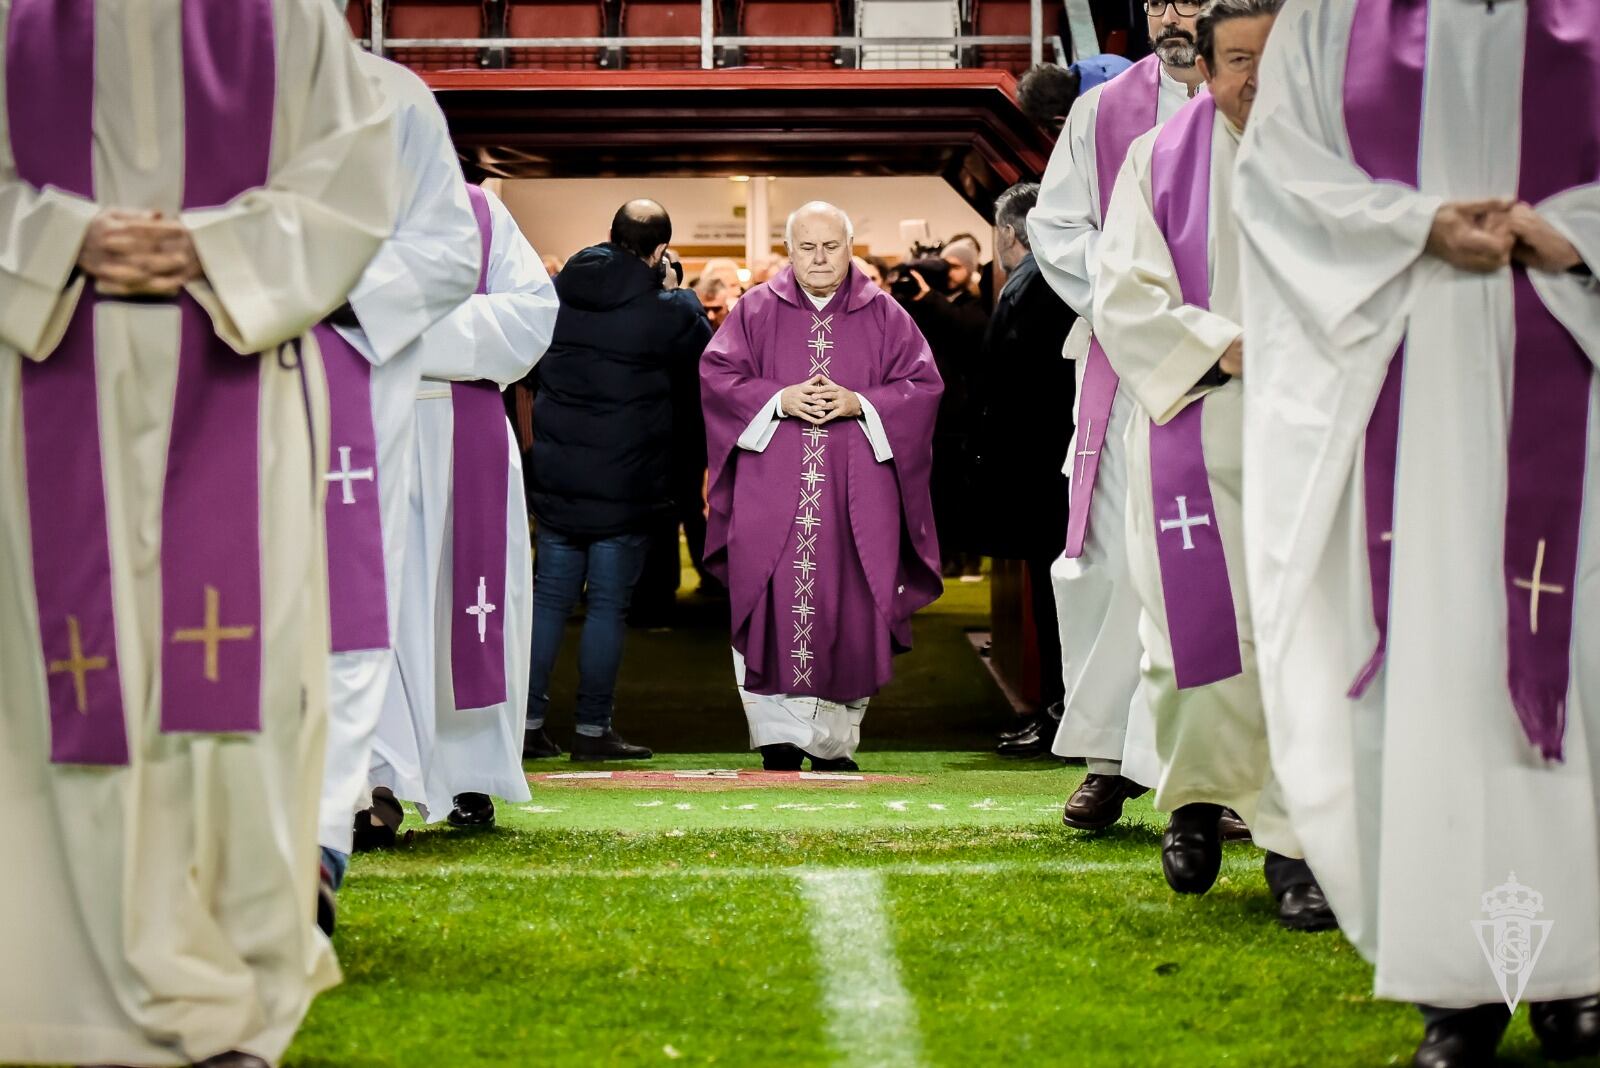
[737,390,785,452]
[857,395,894,462]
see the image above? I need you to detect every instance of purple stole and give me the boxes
[1345,0,1600,760]
[1144,94,1243,690]
[319,324,389,653]
[9,0,275,765]
[448,185,511,710]
[1065,53,1163,558]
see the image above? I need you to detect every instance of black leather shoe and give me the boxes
[997,701,1063,743]
[1531,995,1600,1061]
[1161,803,1223,894]
[1218,807,1253,842]
[996,720,1050,758]
[571,728,652,761]
[760,743,805,771]
[1062,774,1149,830]
[1276,881,1338,932]
[997,713,1044,744]
[351,787,404,853]
[808,754,859,772]
[446,792,496,829]
[523,726,562,759]
[1413,1004,1511,1068]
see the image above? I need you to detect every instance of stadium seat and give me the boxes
[506,0,611,69]
[735,0,841,69]
[619,0,713,69]
[856,0,958,69]
[969,0,1066,74]
[387,0,489,71]
[346,0,371,40]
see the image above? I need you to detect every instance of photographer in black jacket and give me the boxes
[521,200,713,761]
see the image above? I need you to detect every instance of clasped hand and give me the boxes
[77,209,204,296]
[1427,198,1583,275]
[780,374,864,426]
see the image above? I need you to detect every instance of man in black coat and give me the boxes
[968,183,1078,757]
[521,200,713,761]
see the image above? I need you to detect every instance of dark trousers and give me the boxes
[527,528,649,729]
[1028,553,1065,708]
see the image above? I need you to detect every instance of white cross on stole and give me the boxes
[326,445,376,505]
[1074,419,1098,480]
[1159,495,1212,552]
[466,575,497,642]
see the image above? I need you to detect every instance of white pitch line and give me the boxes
[358,859,1154,882]
[798,870,922,1068]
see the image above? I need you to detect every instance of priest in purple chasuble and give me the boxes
[0,0,398,1064]
[1093,0,1336,932]
[1024,0,1204,819]
[368,183,557,831]
[315,48,481,905]
[701,202,943,772]
[1236,0,1600,1057]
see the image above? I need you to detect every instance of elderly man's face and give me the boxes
[1200,15,1276,130]
[789,212,852,295]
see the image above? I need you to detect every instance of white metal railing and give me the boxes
[366,0,1054,70]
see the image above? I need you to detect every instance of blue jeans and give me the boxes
[527,528,650,730]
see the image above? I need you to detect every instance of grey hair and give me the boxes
[1195,0,1282,67]
[993,182,1040,249]
[784,202,855,250]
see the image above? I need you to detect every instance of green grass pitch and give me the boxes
[283,581,1553,1067]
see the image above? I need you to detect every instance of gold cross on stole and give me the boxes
[48,614,109,713]
[1513,539,1567,636]
[172,585,255,682]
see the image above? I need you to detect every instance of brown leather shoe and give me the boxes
[1062,774,1149,831]
[1218,807,1253,842]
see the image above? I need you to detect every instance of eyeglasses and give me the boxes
[1144,1,1203,15]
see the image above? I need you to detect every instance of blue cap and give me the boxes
[1070,54,1135,93]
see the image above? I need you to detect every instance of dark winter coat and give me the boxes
[968,253,1077,560]
[526,243,714,538]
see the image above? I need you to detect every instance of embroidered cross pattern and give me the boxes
[48,614,109,714]
[466,575,497,643]
[1159,495,1212,552]
[1513,538,1567,636]
[1074,419,1099,480]
[788,316,837,691]
[172,584,254,683]
[326,445,376,505]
